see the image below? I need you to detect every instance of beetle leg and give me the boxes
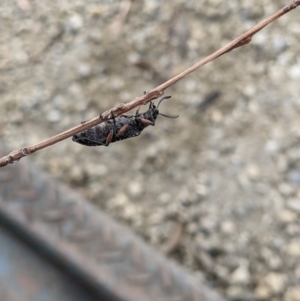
[135,105,141,116]
[105,129,114,146]
[117,124,128,137]
[110,112,118,132]
[104,112,118,146]
[140,118,154,126]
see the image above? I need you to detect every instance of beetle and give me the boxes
[72,96,178,147]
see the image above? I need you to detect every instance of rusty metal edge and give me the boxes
[0,144,226,301]
[0,206,119,301]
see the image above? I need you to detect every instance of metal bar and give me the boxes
[0,143,226,301]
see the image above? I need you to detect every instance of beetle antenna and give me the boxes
[157,96,178,118]
[157,96,172,108]
[159,112,179,119]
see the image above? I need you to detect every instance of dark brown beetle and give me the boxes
[72,96,178,146]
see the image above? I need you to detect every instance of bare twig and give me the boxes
[160,219,183,255]
[0,0,299,168]
[106,0,132,39]
[29,26,65,63]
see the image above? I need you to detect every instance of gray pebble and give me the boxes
[264,272,287,295]
[277,156,289,173]
[273,37,288,53]
[278,210,298,224]
[288,64,300,79]
[264,140,279,154]
[285,223,300,236]
[284,242,300,257]
[284,287,300,301]
[230,260,250,285]
[46,109,63,123]
[287,199,300,213]
[77,63,92,78]
[67,14,84,33]
[245,163,261,181]
[220,220,235,234]
[127,181,144,197]
[254,284,272,300]
[288,170,300,184]
[279,183,295,197]
[226,285,249,300]
[69,165,86,184]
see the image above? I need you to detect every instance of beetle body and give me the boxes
[72,96,177,147]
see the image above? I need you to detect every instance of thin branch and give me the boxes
[161,219,183,255]
[1,0,299,168]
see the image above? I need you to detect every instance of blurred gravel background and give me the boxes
[1,1,300,300]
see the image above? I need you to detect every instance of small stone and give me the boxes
[220,220,235,234]
[158,193,171,205]
[287,149,300,165]
[193,249,213,271]
[195,184,209,197]
[278,210,298,224]
[288,64,300,79]
[200,217,218,233]
[261,247,282,270]
[214,265,229,281]
[96,164,108,177]
[255,284,271,300]
[287,199,300,213]
[285,287,300,301]
[245,164,261,181]
[264,272,287,295]
[273,37,288,53]
[53,94,67,108]
[109,77,125,90]
[288,170,300,184]
[10,111,23,123]
[147,210,165,225]
[226,285,246,300]
[230,261,250,285]
[143,1,160,14]
[186,222,198,235]
[70,165,86,184]
[264,140,279,154]
[180,198,192,207]
[279,183,295,197]
[277,156,289,173]
[127,181,143,197]
[238,173,251,189]
[77,63,92,78]
[244,84,257,97]
[268,255,282,270]
[46,109,62,123]
[87,5,106,18]
[85,163,107,177]
[284,242,300,257]
[195,234,223,255]
[211,110,223,123]
[164,203,179,219]
[285,223,300,236]
[107,193,129,209]
[219,142,235,155]
[123,203,139,221]
[178,187,193,207]
[185,80,196,92]
[68,14,83,33]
